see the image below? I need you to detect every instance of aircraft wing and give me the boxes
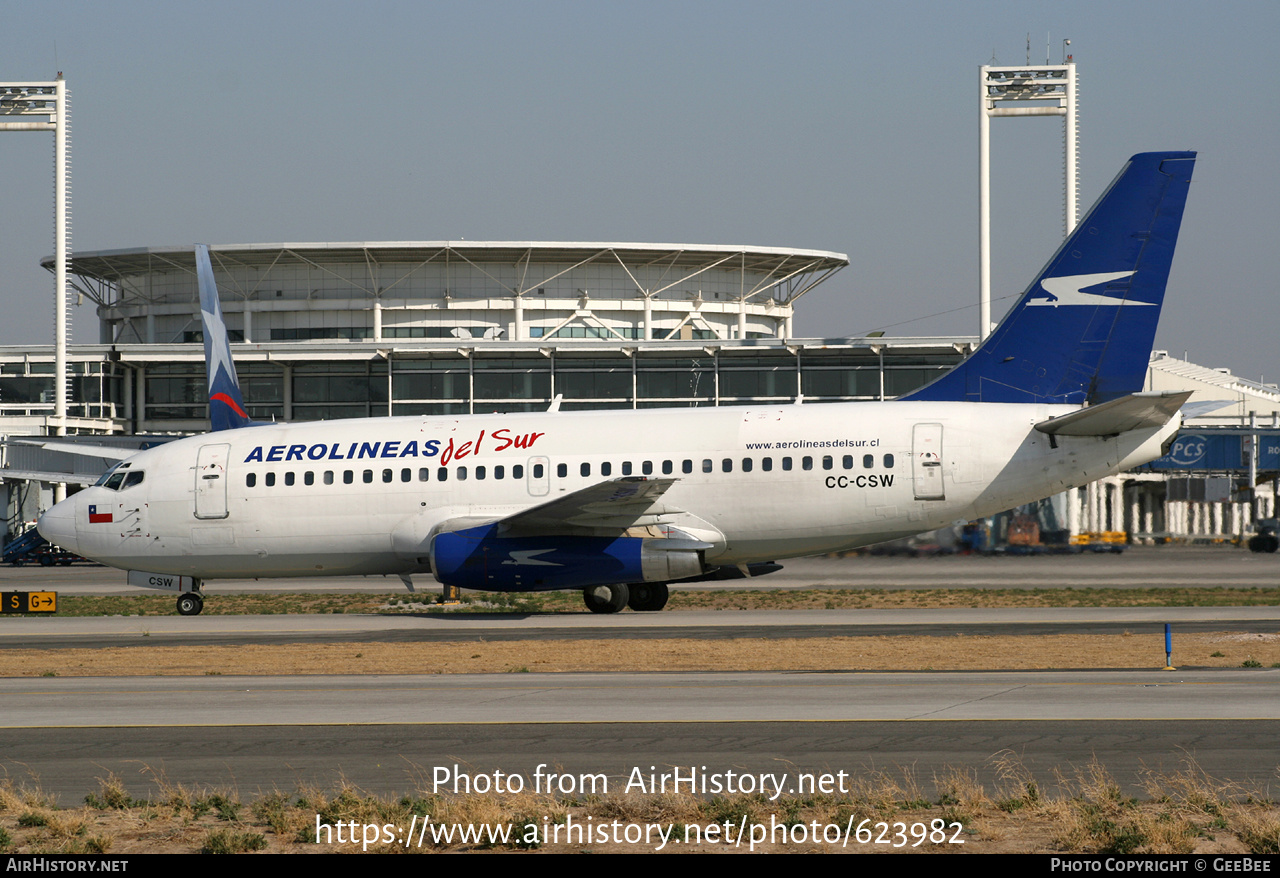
[429,477,684,541]
[1034,391,1193,437]
[1,467,103,486]
[496,476,683,536]
[7,440,137,461]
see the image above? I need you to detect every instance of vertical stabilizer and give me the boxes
[907,151,1196,405]
[196,244,252,431]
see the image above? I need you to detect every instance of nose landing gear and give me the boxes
[176,592,204,616]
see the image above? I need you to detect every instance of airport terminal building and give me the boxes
[3,241,1279,547]
[0,242,969,434]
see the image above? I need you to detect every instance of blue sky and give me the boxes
[2,1,1277,380]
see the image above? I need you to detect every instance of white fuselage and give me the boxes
[41,400,1178,584]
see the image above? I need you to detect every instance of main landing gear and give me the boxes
[176,592,204,616]
[627,582,669,612]
[581,582,670,613]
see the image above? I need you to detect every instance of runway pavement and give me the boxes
[5,544,1278,593]
[2,546,1277,801]
[0,671,1276,800]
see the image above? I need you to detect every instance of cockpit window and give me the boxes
[96,462,142,491]
[94,463,123,487]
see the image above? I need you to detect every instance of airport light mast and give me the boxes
[979,57,1077,339]
[0,78,70,440]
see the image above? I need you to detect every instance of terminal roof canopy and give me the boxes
[47,241,848,287]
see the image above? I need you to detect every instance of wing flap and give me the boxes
[427,476,683,540]
[498,477,681,537]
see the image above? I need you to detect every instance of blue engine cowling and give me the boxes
[429,523,706,592]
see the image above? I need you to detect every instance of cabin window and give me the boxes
[265,472,276,487]
[531,464,542,479]
[662,460,673,475]
[246,473,256,488]
[762,458,773,472]
[401,468,411,482]
[343,470,354,484]
[381,469,392,483]
[362,470,373,484]
[683,459,693,474]
[513,464,524,479]
[581,462,591,477]
[802,457,813,471]
[622,461,633,476]
[601,462,611,476]
[418,468,430,481]
[642,460,653,475]
[782,457,793,471]
[742,458,753,473]
[557,463,567,478]
[884,454,895,468]
[457,466,468,481]
[305,471,315,486]
[863,454,874,468]
[822,456,833,471]
[843,455,854,470]
[475,466,486,480]
[437,467,448,482]
[703,459,713,473]
[722,458,733,473]
[285,472,296,486]
[324,471,334,485]
[494,465,505,480]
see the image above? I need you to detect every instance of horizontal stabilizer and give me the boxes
[1034,391,1192,437]
[1179,399,1235,420]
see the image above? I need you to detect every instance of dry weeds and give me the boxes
[1,757,1276,854]
[5,631,1280,677]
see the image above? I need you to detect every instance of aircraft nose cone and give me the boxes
[37,501,78,554]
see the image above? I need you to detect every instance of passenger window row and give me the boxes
[243,454,895,488]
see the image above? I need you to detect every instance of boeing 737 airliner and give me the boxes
[38,151,1197,615]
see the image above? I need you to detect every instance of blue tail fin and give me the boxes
[195,244,253,431]
[906,151,1196,405]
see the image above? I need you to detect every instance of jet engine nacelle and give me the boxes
[428,523,707,592]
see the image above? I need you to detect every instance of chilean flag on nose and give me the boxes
[88,505,113,524]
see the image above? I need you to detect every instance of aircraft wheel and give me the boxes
[176,593,204,616]
[1248,534,1280,553]
[627,582,669,612]
[583,584,629,614]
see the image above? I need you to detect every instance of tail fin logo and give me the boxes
[201,306,239,384]
[902,150,1195,405]
[1028,271,1150,307]
[210,392,249,419]
[196,243,254,431]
